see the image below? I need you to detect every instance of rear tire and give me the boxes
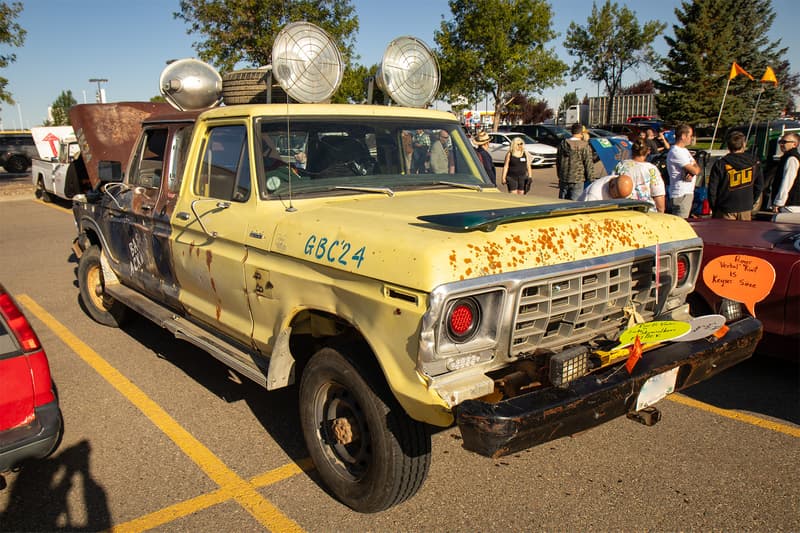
[299,347,431,513]
[78,245,128,327]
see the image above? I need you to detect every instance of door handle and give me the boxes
[141,204,153,211]
[176,212,190,220]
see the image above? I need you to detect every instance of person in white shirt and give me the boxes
[578,174,634,201]
[666,124,701,218]
[772,132,800,213]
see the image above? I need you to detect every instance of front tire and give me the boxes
[299,347,431,513]
[36,177,52,202]
[77,245,127,327]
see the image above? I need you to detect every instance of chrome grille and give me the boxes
[510,256,671,355]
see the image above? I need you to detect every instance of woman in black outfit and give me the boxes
[501,138,532,194]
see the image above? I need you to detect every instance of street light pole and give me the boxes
[89,78,109,103]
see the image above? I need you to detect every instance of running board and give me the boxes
[104,283,269,388]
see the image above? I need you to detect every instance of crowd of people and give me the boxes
[470,120,798,219]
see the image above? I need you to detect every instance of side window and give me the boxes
[167,126,193,194]
[129,129,168,188]
[195,125,251,202]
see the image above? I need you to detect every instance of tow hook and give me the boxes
[626,406,662,426]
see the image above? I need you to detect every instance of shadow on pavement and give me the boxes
[0,440,111,531]
[680,353,799,425]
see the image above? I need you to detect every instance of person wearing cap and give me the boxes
[577,174,634,201]
[473,130,496,184]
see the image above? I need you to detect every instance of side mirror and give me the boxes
[99,160,123,182]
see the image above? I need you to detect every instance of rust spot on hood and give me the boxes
[448,216,656,280]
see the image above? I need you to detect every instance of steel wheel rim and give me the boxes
[313,380,371,481]
[86,264,112,311]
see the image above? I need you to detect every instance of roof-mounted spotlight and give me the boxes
[271,22,344,104]
[159,58,223,111]
[377,36,440,108]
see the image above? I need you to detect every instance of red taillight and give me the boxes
[28,350,56,407]
[676,254,690,285]
[0,288,41,352]
[0,285,55,409]
[447,298,480,341]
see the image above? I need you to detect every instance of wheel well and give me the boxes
[288,309,381,383]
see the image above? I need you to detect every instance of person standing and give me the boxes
[772,132,800,213]
[556,122,594,200]
[666,124,701,218]
[501,137,531,195]
[429,129,454,174]
[613,139,666,212]
[473,131,496,184]
[645,127,669,160]
[411,128,430,174]
[707,131,763,220]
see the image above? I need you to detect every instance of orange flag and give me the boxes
[761,66,778,86]
[625,335,643,374]
[729,62,754,81]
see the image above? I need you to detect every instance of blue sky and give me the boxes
[0,0,795,128]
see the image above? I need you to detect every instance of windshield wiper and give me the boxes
[333,186,395,197]
[435,181,483,192]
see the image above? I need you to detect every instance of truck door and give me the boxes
[122,127,171,301]
[170,123,256,346]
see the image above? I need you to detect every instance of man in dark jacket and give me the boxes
[556,123,594,200]
[708,131,763,220]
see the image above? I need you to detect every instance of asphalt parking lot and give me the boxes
[0,170,798,532]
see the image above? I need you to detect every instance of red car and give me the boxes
[0,283,63,486]
[689,219,800,355]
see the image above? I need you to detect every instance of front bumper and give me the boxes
[455,317,761,458]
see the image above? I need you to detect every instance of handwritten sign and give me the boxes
[679,314,727,342]
[702,254,775,316]
[616,320,691,348]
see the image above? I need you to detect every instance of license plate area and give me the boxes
[636,367,679,411]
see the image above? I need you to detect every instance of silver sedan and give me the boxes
[486,132,556,166]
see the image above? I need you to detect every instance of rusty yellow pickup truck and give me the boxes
[69,23,761,513]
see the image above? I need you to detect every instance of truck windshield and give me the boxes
[255,117,488,198]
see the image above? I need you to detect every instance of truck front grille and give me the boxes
[510,256,671,355]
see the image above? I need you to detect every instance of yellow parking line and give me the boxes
[112,459,316,532]
[19,295,306,533]
[668,394,800,438]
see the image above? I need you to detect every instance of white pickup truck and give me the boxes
[31,130,81,202]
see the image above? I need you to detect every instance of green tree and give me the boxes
[657,0,797,129]
[174,0,359,101]
[564,0,665,124]
[0,1,26,104]
[434,0,567,131]
[46,90,77,126]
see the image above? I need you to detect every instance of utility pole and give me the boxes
[89,78,109,103]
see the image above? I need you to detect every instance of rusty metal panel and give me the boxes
[69,102,176,189]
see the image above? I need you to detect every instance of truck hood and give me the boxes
[270,189,698,291]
